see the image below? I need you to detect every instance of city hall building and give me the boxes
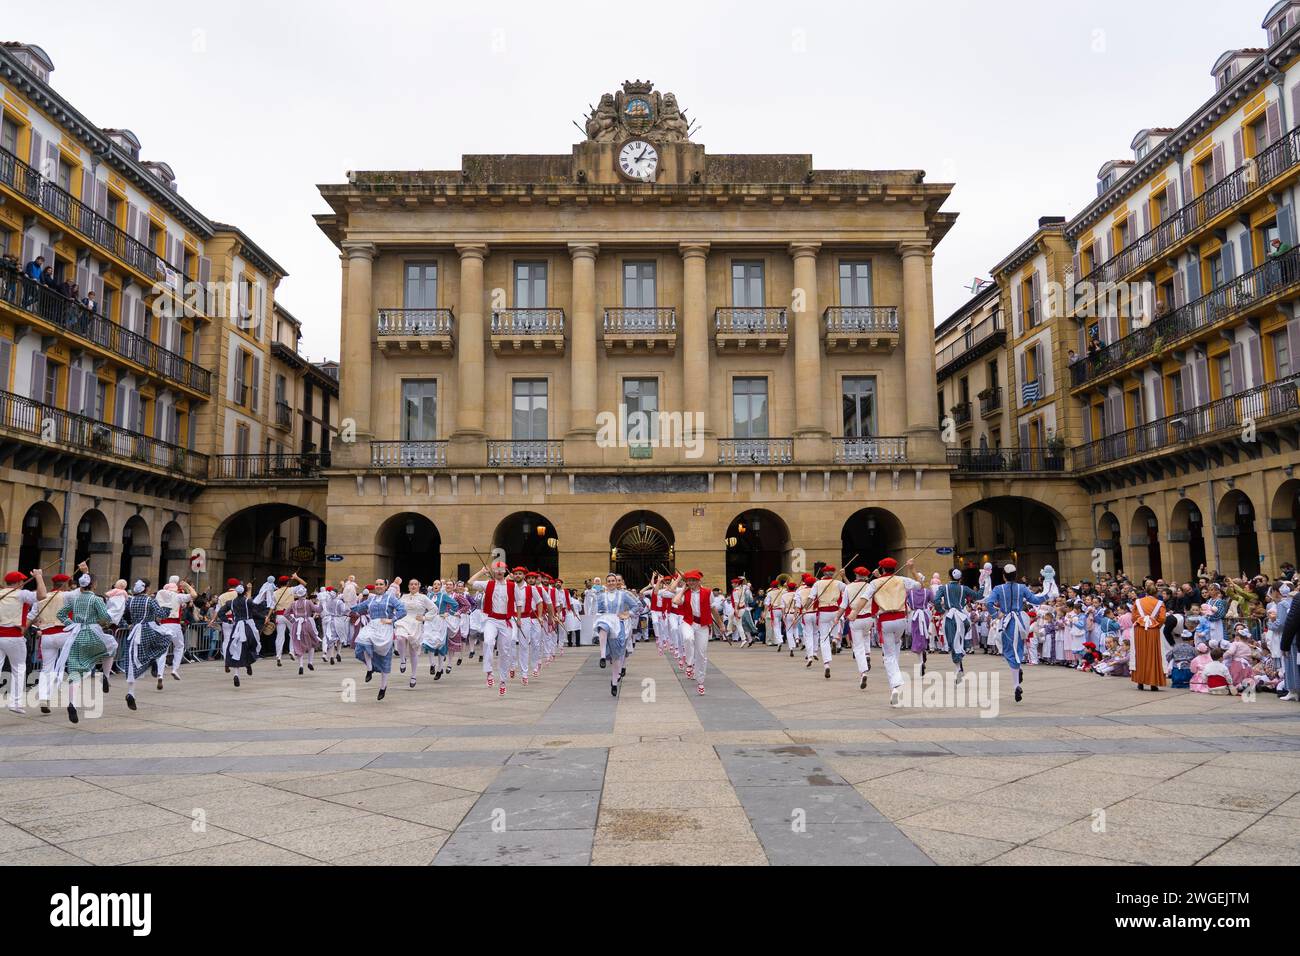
[316,80,961,587]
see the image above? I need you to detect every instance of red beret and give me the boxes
[226,578,240,587]
[683,570,703,580]
[878,557,898,572]
[853,566,870,576]
[51,573,71,583]
[277,576,289,584]
[512,566,528,573]
[786,582,798,590]
[4,571,25,584]
[325,586,336,592]
[821,565,836,574]
[801,574,815,584]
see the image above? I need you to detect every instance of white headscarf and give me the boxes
[132,580,147,594]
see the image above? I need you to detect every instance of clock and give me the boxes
[617,138,658,181]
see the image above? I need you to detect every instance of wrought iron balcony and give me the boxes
[823,306,899,352]
[490,309,565,353]
[210,452,329,480]
[947,447,1067,474]
[376,308,455,351]
[487,439,563,468]
[1070,245,1300,389]
[0,147,171,280]
[832,436,908,464]
[717,437,793,465]
[370,440,447,469]
[1075,373,1300,470]
[936,314,1005,378]
[274,401,292,429]
[951,402,972,427]
[603,307,677,352]
[0,388,208,480]
[979,388,1003,417]
[1075,124,1300,295]
[0,263,211,394]
[715,307,788,352]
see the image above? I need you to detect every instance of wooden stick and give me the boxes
[0,556,62,603]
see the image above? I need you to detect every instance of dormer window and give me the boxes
[1135,142,1150,161]
[1218,65,1234,89]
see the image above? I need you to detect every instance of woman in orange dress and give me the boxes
[1131,584,1168,691]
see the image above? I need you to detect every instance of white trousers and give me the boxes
[849,618,874,675]
[687,623,709,683]
[814,613,836,662]
[519,618,540,673]
[159,622,185,674]
[880,617,909,690]
[39,630,69,701]
[0,636,25,709]
[273,614,289,658]
[481,618,515,675]
[783,613,799,651]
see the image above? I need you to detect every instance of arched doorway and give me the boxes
[841,508,905,572]
[1130,506,1161,581]
[1217,490,1260,577]
[215,503,327,588]
[493,512,558,579]
[119,514,150,583]
[375,513,441,585]
[1097,512,1122,577]
[18,501,60,574]
[725,509,790,587]
[74,509,111,582]
[610,510,674,589]
[1169,498,1207,582]
[158,520,187,584]
[1270,479,1300,573]
[951,497,1062,584]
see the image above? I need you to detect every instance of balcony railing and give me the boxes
[370,440,447,469]
[0,264,211,394]
[718,437,793,465]
[603,307,676,334]
[823,306,898,333]
[377,308,454,336]
[715,307,787,334]
[832,436,908,464]
[1070,244,1300,388]
[947,447,1067,474]
[936,314,1005,377]
[951,402,972,427]
[274,401,292,429]
[491,309,564,334]
[0,148,170,279]
[1076,123,1300,294]
[1075,374,1300,470]
[0,388,208,480]
[210,452,329,480]
[979,388,1003,416]
[487,439,563,468]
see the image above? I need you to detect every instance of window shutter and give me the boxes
[1081,404,1093,442]
[1279,204,1297,246]
[1288,319,1300,377]
[1185,262,1201,300]
[1141,203,1150,234]
[1018,422,1029,448]
[1013,282,1023,337]
[153,399,165,439]
[76,264,90,296]
[126,204,138,244]
[1194,354,1210,404]
[1183,167,1194,200]
[1071,251,1081,280]
[1212,144,1226,185]
[28,129,42,171]
[43,142,58,188]
[68,367,82,417]
[1248,333,1263,387]
[93,180,107,217]
[191,326,201,363]
[1267,103,1282,148]
[1151,376,1166,419]
[1018,351,1027,402]
[114,384,125,427]
[133,392,144,433]
[1181,363,1194,409]
[1239,231,1254,273]
[40,244,54,270]
[251,354,261,412]
[1030,271,1042,322]
[1222,242,1236,282]
[1233,129,1244,169]
[0,338,11,392]
[1229,342,1245,394]
[90,272,104,303]
[186,411,196,449]
[1292,86,1300,131]
[21,234,34,266]
[29,352,46,402]
[1166,175,1179,210]
[1174,271,1185,307]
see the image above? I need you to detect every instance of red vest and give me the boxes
[681,587,712,626]
[484,579,516,620]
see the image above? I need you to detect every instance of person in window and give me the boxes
[21,255,43,307]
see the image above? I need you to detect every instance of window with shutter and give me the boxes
[0,339,11,392]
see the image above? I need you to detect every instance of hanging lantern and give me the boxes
[736,522,747,535]
[610,547,618,561]
[537,524,547,537]
[725,536,738,548]
[546,537,558,550]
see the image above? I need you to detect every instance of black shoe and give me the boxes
[805,659,812,668]
[860,674,868,690]
[611,683,619,697]
[233,675,241,688]
[790,650,794,657]
[299,666,304,675]
[430,665,436,676]
[599,658,607,669]
[620,667,626,678]
[67,704,78,724]
[456,658,462,666]
[865,658,871,672]
[824,666,831,679]
[225,665,231,674]
[102,674,110,693]
[434,670,442,681]
[247,665,253,676]
[1014,685,1023,703]
[307,663,314,672]
[277,659,282,667]
[39,704,50,715]
[125,694,137,711]
[469,651,475,660]
[377,688,386,701]
[365,670,373,682]
[400,662,406,674]
[156,678,164,691]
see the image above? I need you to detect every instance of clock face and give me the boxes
[617,139,658,181]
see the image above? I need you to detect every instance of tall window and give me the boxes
[838,261,872,306]
[513,262,547,308]
[404,262,437,309]
[987,359,999,391]
[1170,371,1184,413]
[41,361,58,407]
[623,261,656,328]
[622,377,659,441]
[1272,330,1293,378]
[0,117,17,156]
[235,422,250,456]
[732,377,769,438]
[731,261,764,330]
[401,380,437,441]
[512,379,548,440]
[842,376,876,437]
[1216,354,1233,397]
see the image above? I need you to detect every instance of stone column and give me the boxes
[567,243,599,463]
[339,241,375,462]
[790,242,829,461]
[679,242,713,443]
[901,241,942,460]
[451,244,487,463]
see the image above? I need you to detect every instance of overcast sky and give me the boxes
[4,0,1268,358]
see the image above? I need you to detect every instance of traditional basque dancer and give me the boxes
[540,573,561,662]
[1131,582,1168,692]
[828,566,875,690]
[555,578,579,651]
[218,584,259,687]
[934,568,980,683]
[978,562,994,599]
[905,573,935,675]
[259,573,304,667]
[33,572,71,713]
[780,579,802,657]
[987,564,1050,703]
[216,577,240,663]
[452,580,473,666]
[467,562,521,697]
[55,571,113,722]
[671,570,714,695]
[808,565,845,675]
[520,569,550,681]
[286,585,323,676]
[318,585,345,664]
[595,576,644,696]
[119,579,171,709]
[422,581,456,680]
[797,573,817,661]
[661,575,685,663]
[351,579,405,701]
[155,576,196,681]
[395,578,431,684]
[857,558,924,707]
[339,575,360,647]
[589,573,622,672]
[1040,565,1061,600]
[0,568,43,714]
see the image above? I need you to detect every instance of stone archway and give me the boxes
[158,520,188,584]
[1270,479,1300,573]
[610,510,674,589]
[119,513,150,584]
[212,502,327,589]
[1216,489,1260,577]
[18,501,60,574]
[725,509,791,589]
[73,508,112,583]
[375,513,441,585]
[952,496,1064,586]
[840,508,906,574]
[492,511,559,579]
[1129,505,1161,581]
[1169,497,1207,583]
[1097,511,1122,578]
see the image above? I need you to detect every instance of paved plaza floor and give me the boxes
[0,642,1297,866]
